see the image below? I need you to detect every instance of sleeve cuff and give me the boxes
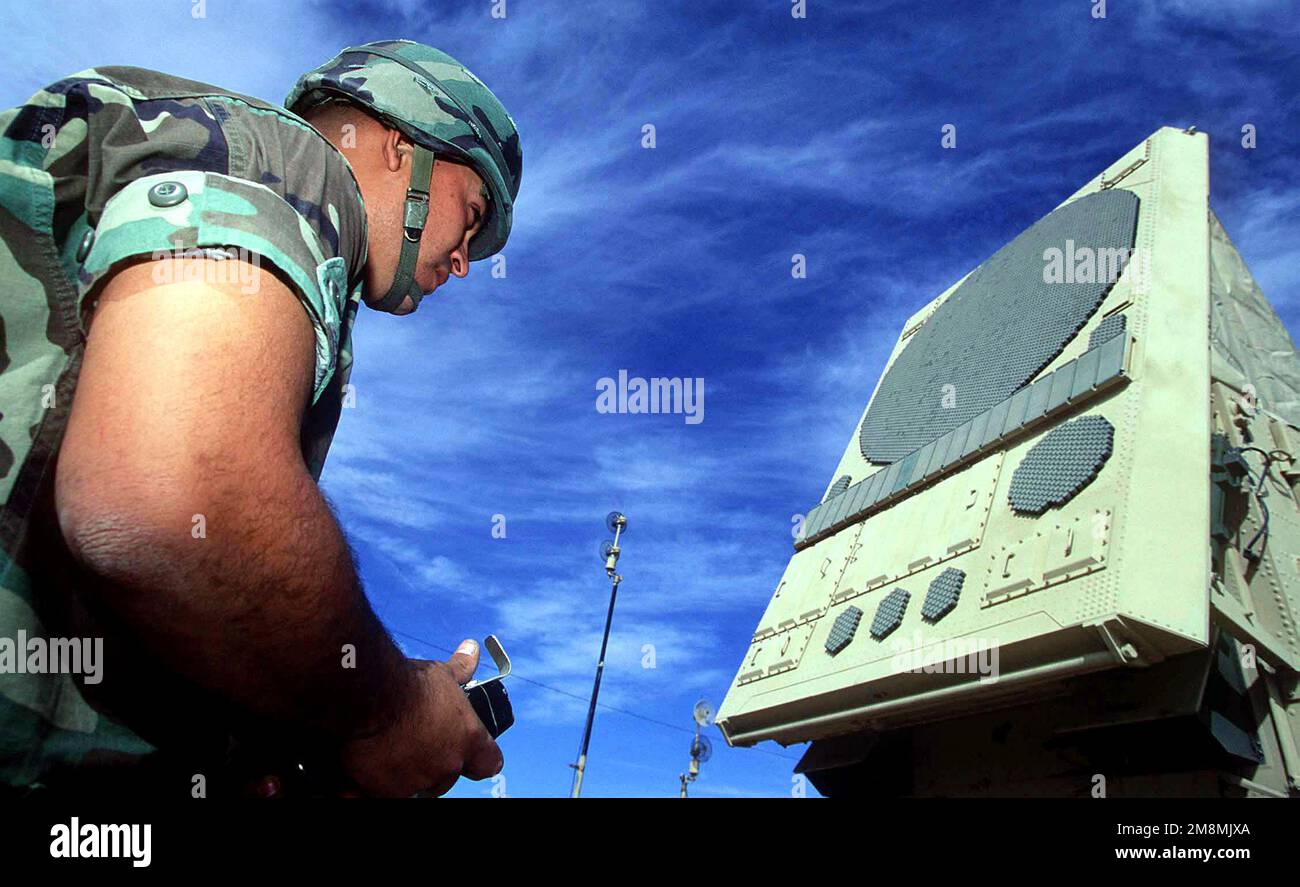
[77,170,351,404]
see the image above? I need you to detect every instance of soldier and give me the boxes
[0,39,522,797]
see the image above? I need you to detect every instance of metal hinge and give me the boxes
[1100,139,1151,190]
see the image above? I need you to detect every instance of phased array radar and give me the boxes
[717,127,1300,798]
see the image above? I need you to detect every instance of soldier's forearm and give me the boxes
[60,467,417,743]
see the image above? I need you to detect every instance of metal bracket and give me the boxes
[463,634,512,689]
[1090,617,1159,668]
[1100,139,1151,190]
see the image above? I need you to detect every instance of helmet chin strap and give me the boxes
[373,144,437,313]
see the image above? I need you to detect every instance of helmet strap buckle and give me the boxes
[402,190,429,242]
[372,144,437,312]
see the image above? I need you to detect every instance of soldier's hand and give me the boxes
[340,640,503,797]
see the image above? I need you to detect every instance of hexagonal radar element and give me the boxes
[870,588,910,640]
[826,474,852,501]
[1088,312,1127,349]
[1008,414,1115,515]
[922,567,965,623]
[858,189,1139,463]
[825,605,864,656]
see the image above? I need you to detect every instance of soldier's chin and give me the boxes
[362,290,418,315]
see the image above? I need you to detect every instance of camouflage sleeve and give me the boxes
[76,169,349,404]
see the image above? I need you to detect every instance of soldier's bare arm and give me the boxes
[53,255,500,795]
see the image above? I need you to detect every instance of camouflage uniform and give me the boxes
[0,66,367,789]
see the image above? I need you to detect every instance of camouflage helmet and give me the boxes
[286,39,522,264]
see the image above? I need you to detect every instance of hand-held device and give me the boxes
[461,634,514,738]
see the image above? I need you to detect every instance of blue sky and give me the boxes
[4,0,1298,797]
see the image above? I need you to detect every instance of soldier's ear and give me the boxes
[381,128,410,174]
